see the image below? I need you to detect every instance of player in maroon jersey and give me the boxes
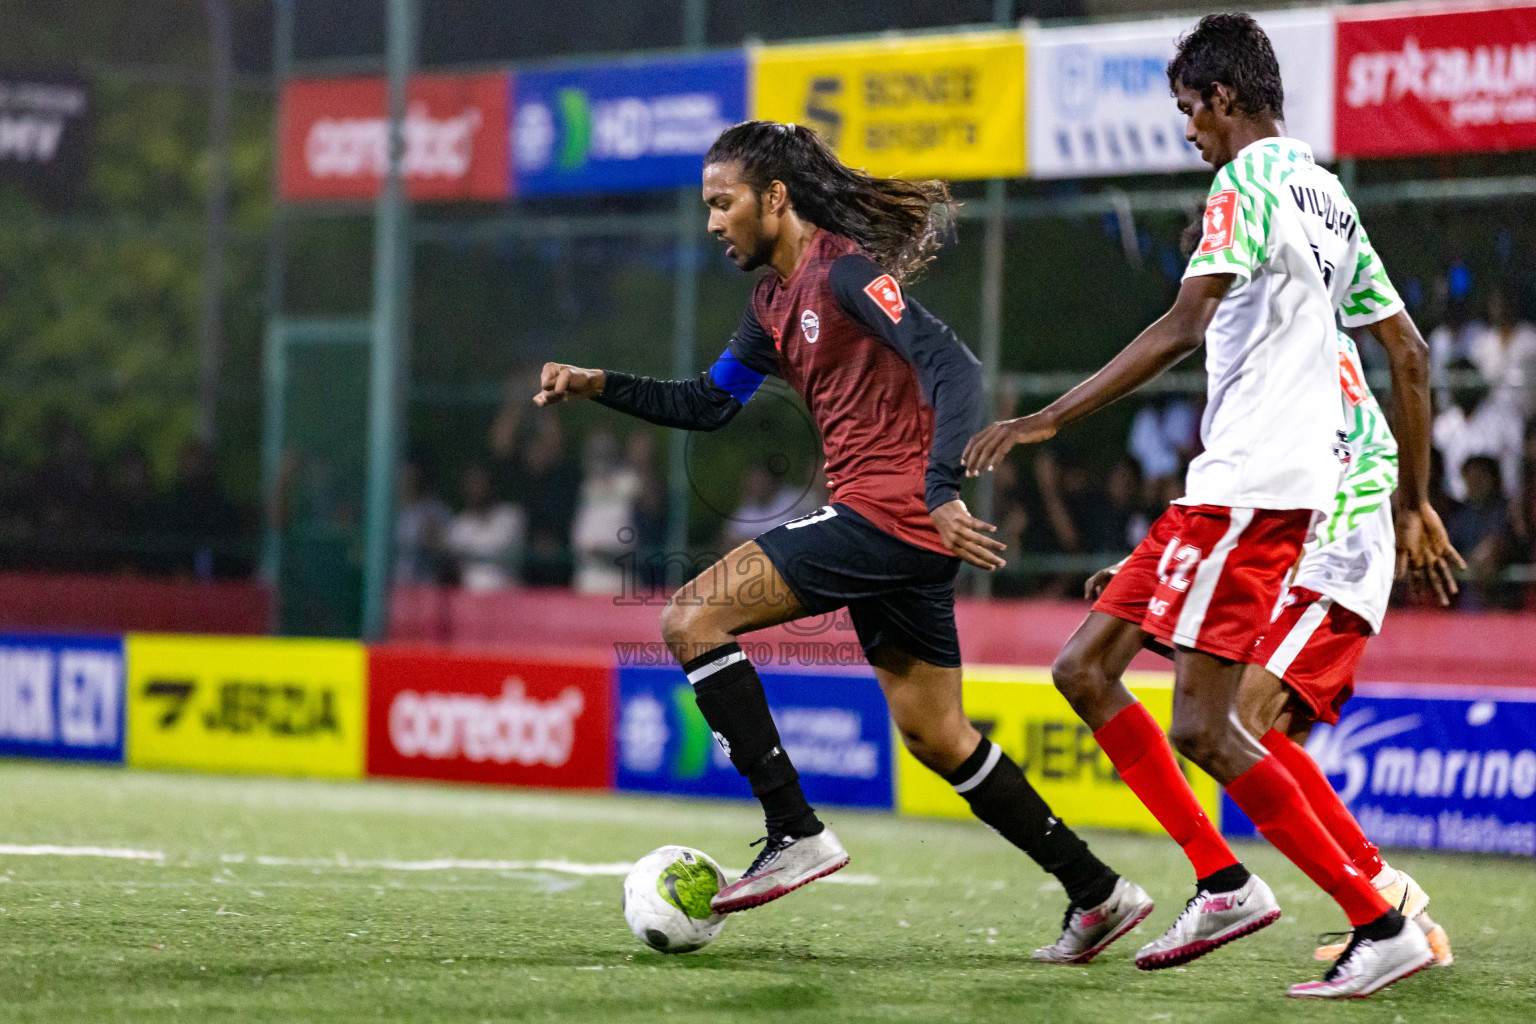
[534,121,1153,959]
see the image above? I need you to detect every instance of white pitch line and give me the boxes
[0,845,880,886]
[223,853,880,886]
[0,844,165,861]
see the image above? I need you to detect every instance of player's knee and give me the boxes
[891,707,972,772]
[1167,719,1223,769]
[1051,647,1101,706]
[658,596,703,654]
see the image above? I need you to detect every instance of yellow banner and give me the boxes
[897,667,1221,833]
[752,30,1026,180]
[126,635,366,778]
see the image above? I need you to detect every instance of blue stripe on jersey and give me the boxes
[708,348,765,405]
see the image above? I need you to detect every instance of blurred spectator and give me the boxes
[1434,358,1524,534]
[501,414,581,586]
[627,432,668,547]
[32,419,96,561]
[1100,457,1151,551]
[572,429,640,594]
[1128,398,1198,488]
[990,458,1033,599]
[445,464,524,592]
[1469,283,1536,418]
[393,461,451,585]
[1446,455,1516,610]
[719,463,823,550]
[626,431,671,592]
[165,439,243,579]
[1428,290,1485,392]
[97,444,161,574]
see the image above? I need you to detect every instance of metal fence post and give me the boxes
[361,0,418,639]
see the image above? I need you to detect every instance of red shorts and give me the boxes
[1094,503,1312,663]
[1250,586,1372,725]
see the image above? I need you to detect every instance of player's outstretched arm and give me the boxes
[532,312,776,432]
[962,274,1231,476]
[1365,310,1467,604]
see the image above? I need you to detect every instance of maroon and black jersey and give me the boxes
[598,229,983,557]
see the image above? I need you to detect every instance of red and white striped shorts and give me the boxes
[1250,586,1373,725]
[1093,503,1312,663]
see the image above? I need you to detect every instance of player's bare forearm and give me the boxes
[1365,311,1432,508]
[963,275,1229,476]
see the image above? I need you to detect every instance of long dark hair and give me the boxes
[705,120,955,285]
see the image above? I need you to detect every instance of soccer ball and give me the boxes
[621,846,728,953]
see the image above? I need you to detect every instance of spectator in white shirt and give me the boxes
[720,464,826,551]
[445,464,525,592]
[572,429,640,594]
[1468,284,1536,418]
[393,461,451,584]
[1434,359,1525,538]
[1428,291,1485,398]
[1127,398,1199,486]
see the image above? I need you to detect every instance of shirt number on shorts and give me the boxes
[784,506,837,530]
[1156,539,1202,593]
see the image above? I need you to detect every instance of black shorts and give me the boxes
[755,503,961,668]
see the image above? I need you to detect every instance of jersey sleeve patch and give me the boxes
[862,273,906,324]
[1339,348,1369,407]
[1198,190,1239,255]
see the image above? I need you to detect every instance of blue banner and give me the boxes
[511,51,747,196]
[1222,689,1536,856]
[615,665,893,809]
[0,633,125,763]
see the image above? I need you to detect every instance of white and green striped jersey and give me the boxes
[1181,137,1405,515]
[1292,332,1398,632]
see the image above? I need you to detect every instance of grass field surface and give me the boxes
[1,761,1531,1022]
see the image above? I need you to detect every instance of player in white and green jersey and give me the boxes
[1241,330,1452,971]
[965,14,1461,998]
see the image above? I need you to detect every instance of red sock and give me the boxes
[1227,755,1389,927]
[1262,730,1386,880]
[1094,702,1237,878]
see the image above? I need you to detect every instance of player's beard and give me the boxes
[734,223,774,273]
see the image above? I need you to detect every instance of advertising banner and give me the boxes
[512,51,747,196]
[0,633,123,763]
[279,72,510,201]
[126,635,366,778]
[1336,2,1536,159]
[0,70,91,205]
[616,665,893,809]
[1222,687,1536,856]
[367,647,612,789]
[898,667,1221,832]
[1027,8,1335,178]
[753,30,1026,180]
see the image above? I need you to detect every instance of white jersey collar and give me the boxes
[1230,135,1313,166]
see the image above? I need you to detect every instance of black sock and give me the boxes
[683,642,823,839]
[1197,863,1252,894]
[945,738,1117,908]
[1354,908,1405,942]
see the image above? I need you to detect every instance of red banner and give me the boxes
[1337,2,1536,158]
[280,73,510,201]
[367,646,612,789]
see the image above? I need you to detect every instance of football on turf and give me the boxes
[622,846,728,953]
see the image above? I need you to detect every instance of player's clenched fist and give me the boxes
[533,362,605,406]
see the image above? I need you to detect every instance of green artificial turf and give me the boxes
[0,760,1531,1023]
